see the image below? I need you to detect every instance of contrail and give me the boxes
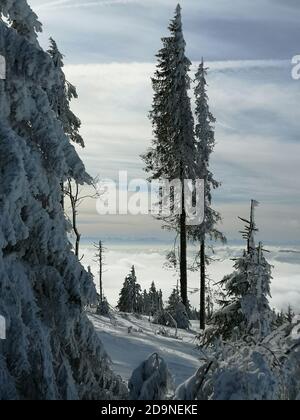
[37,0,73,9]
[38,0,138,10]
[64,0,138,8]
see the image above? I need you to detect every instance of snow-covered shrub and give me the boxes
[176,343,280,400]
[96,297,110,317]
[127,326,143,335]
[177,319,300,400]
[156,327,181,340]
[0,2,127,400]
[175,362,214,401]
[129,353,174,400]
[154,288,190,330]
[174,302,191,330]
[156,326,170,337]
[153,310,172,327]
[153,306,190,331]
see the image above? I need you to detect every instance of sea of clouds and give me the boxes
[79,241,300,313]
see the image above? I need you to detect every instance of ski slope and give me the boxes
[89,312,201,387]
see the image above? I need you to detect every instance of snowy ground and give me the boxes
[89,312,201,387]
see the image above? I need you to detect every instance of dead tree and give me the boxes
[239,199,260,254]
[64,178,98,258]
[93,240,106,303]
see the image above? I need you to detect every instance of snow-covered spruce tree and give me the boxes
[142,289,151,315]
[188,60,225,330]
[129,353,174,400]
[167,288,181,314]
[117,277,131,313]
[285,305,295,324]
[143,4,196,309]
[0,0,42,40]
[0,3,127,400]
[117,266,142,314]
[212,201,273,341]
[47,37,84,148]
[148,282,163,315]
[154,288,190,330]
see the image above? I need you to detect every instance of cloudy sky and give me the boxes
[26,0,300,308]
[28,0,300,245]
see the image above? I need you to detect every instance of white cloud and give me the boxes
[63,60,300,244]
[32,0,300,21]
[29,0,300,64]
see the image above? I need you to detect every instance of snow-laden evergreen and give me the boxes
[129,353,174,400]
[147,282,163,315]
[188,60,226,329]
[117,266,142,313]
[0,3,126,400]
[176,318,300,400]
[143,4,196,182]
[173,202,300,400]
[143,4,197,308]
[188,60,224,244]
[47,38,84,148]
[211,202,274,341]
[154,288,190,330]
[117,275,163,317]
[0,0,42,41]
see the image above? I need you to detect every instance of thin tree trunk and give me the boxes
[180,179,188,309]
[60,182,64,210]
[99,241,103,304]
[71,197,80,258]
[200,239,206,330]
[73,212,81,258]
[67,179,81,259]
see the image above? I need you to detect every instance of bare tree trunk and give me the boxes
[99,241,103,304]
[68,180,81,258]
[180,179,188,309]
[64,178,98,260]
[60,182,64,210]
[200,239,206,330]
[73,205,81,258]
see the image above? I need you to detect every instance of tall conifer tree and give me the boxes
[188,60,225,329]
[143,4,196,308]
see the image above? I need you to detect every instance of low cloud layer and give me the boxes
[80,242,300,312]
